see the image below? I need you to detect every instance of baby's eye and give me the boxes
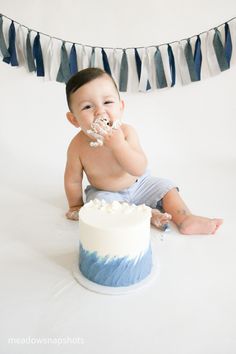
[104,101,114,105]
[82,105,92,110]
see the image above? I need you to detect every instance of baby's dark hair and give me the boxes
[66,68,119,111]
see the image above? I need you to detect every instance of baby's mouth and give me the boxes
[93,115,111,126]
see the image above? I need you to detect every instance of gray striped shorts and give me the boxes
[84,170,178,211]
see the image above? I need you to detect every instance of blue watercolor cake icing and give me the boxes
[78,199,152,287]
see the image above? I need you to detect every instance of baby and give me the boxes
[64,67,223,235]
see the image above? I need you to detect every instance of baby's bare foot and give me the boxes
[179,215,223,235]
[151,209,172,230]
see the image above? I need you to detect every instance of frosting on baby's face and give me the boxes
[87,114,122,147]
[67,76,125,140]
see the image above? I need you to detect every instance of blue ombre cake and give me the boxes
[78,199,152,288]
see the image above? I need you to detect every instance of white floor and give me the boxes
[0,151,236,354]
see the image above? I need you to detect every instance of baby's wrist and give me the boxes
[111,139,127,152]
[69,205,83,212]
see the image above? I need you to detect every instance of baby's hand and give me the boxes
[102,127,125,149]
[66,206,82,221]
[87,116,122,148]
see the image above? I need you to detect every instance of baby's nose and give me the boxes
[94,106,106,116]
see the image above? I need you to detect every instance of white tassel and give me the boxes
[139,48,151,92]
[81,45,89,69]
[16,25,26,66]
[48,38,61,81]
[177,40,191,85]
[44,37,53,81]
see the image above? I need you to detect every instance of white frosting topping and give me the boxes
[79,200,151,258]
[83,199,151,216]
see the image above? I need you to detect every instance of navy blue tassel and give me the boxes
[69,44,78,75]
[134,48,141,81]
[224,23,232,67]
[3,21,18,66]
[101,48,112,75]
[167,44,175,87]
[193,36,202,81]
[33,32,44,76]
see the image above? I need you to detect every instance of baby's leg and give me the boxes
[161,188,223,235]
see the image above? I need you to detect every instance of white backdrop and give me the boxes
[0,1,236,354]
[0,0,236,202]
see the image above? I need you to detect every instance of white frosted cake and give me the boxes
[78,199,152,287]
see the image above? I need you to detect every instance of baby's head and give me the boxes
[65,68,124,132]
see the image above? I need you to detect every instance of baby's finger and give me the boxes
[66,210,79,221]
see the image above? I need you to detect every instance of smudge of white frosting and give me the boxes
[86,115,122,147]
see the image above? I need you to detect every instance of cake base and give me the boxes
[72,241,159,295]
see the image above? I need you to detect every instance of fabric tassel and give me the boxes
[16,25,26,66]
[135,47,150,90]
[177,41,191,85]
[44,37,53,80]
[119,50,128,92]
[228,20,236,67]
[81,45,89,69]
[101,48,112,75]
[3,21,18,66]
[139,48,151,91]
[56,41,70,83]
[213,28,229,71]
[90,47,95,67]
[0,15,10,59]
[193,35,202,81]
[48,39,61,81]
[110,48,118,82]
[206,30,221,76]
[154,47,167,88]
[26,30,36,72]
[184,39,198,82]
[167,44,175,87]
[134,48,142,81]
[224,23,232,67]
[33,32,44,76]
[69,43,78,75]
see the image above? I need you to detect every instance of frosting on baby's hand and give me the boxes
[87,115,122,147]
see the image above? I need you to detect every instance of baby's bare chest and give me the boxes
[80,145,122,176]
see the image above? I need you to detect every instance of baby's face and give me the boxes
[69,75,124,134]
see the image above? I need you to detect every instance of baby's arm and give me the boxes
[64,140,84,220]
[105,124,148,176]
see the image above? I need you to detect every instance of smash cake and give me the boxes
[76,199,155,292]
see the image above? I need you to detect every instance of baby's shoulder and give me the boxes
[67,132,84,155]
[121,123,136,133]
[121,123,138,138]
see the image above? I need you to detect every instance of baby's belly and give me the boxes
[86,173,138,192]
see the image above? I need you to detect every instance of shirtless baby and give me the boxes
[64,67,223,235]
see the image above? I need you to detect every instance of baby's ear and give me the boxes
[120,99,125,112]
[66,112,80,128]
